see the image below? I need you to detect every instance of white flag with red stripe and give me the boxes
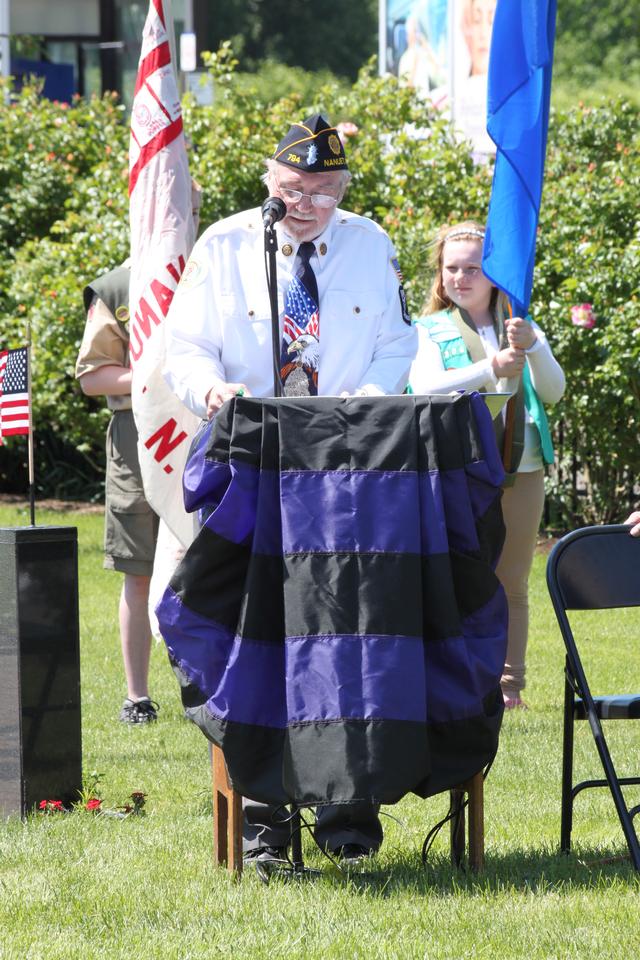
[129,0,198,547]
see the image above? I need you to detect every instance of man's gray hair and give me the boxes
[262,158,351,194]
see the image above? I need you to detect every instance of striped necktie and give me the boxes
[281,241,319,396]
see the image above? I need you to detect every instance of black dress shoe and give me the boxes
[334,843,373,866]
[243,846,287,865]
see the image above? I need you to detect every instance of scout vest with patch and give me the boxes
[83,265,131,334]
[413,308,554,474]
[83,265,131,411]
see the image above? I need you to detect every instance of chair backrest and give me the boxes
[546,524,640,612]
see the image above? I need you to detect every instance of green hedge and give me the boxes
[1,57,638,522]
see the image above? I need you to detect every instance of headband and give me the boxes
[445,228,486,241]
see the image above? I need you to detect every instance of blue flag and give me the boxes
[482,0,557,315]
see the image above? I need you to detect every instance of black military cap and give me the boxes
[272,114,348,173]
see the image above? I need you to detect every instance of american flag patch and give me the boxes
[391,257,404,283]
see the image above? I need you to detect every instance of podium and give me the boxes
[0,526,82,818]
[158,394,507,869]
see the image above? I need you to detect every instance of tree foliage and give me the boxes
[201,0,378,80]
[202,0,639,95]
[553,0,640,110]
[534,99,640,524]
[0,59,638,525]
[555,0,640,83]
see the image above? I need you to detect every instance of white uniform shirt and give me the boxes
[163,207,417,418]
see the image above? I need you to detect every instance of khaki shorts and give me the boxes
[104,409,159,576]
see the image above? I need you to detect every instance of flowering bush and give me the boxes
[0,63,638,523]
[533,99,640,524]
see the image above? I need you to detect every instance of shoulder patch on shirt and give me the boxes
[398,285,411,326]
[179,257,206,290]
[391,257,404,283]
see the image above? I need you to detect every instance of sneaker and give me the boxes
[119,698,159,724]
[334,843,373,866]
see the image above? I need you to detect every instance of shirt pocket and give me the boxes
[321,291,385,365]
[220,294,278,352]
[322,290,385,329]
[319,290,386,384]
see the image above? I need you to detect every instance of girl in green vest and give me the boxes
[409,221,565,709]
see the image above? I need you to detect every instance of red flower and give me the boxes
[86,798,102,811]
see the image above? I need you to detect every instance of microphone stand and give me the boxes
[260,214,326,885]
[264,222,283,399]
[262,215,308,883]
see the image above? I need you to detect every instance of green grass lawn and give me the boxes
[1,504,639,959]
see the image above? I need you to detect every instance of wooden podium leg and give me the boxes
[466,771,484,872]
[211,744,243,876]
[449,771,484,872]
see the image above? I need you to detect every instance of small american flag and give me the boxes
[0,347,30,442]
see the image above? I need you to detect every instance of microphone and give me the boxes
[262,196,286,229]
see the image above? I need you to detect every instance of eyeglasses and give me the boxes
[276,183,339,209]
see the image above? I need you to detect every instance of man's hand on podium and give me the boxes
[205,381,251,418]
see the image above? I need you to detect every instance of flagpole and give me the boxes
[129,0,199,548]
[502,301,517,474]
[25,323,36,526]
[482,1,558,474]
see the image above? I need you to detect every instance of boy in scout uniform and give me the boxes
[76,264,160,724]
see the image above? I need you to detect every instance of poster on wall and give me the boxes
[380,0,496,157]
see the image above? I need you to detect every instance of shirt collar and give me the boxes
[277,210,338,270]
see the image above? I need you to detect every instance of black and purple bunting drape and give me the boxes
[157,394,507,808]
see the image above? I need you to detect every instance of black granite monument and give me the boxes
[0,526,82,817]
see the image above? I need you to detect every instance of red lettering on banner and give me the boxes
[129,259,186,364]
[166,255,185,284]
[136,297,161,337]
[144,418,188,470]
[151,279,175,316]
[129,324,144,363]
[129,297,161,362]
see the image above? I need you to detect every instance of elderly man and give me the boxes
[164,114,417,866]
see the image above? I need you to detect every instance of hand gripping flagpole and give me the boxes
[501,303,517,475]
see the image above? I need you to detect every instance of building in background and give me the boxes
[1,0,213,106]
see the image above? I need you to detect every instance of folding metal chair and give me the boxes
[546,524,640,869]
